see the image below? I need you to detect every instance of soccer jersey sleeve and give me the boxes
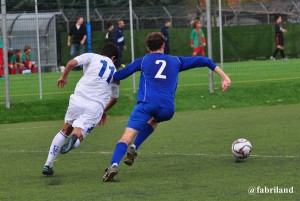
[178,56,217,72]
[113,57,143,81]
[74,53,93,66]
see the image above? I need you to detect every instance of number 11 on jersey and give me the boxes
[99,60,115,83]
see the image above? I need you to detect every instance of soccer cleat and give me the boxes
[60,134,78,154]
[124,146,137,166]
[103,165,119,182]
[42,165,54,176]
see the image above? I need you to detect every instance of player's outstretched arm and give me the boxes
[57,59,78,88]
[214,66,231,91]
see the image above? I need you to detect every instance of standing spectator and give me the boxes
[0,31,4,78]
[114,20,126,69]
[8,49,24,74]
[105,22,115,44]
[271,15,287,60]
[190,19,206,56]
[160,19,171,54]
[67,17,87,59]
[22,45,37,73]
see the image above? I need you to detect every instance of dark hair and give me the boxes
[192,19,200,28]
[106,22,113,29]
[101,42,119,60]
[24,45,31,52]
[146,32,165,51]
[274,15,281,21]
[165,19,171,23]
[77,16,83,21]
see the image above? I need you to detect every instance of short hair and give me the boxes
[77,16,83,21]
[192,19,200,28]
[101,42,119,60]
[24,45,31,52]
[274,15,281,21]
[146,32,165,51]
[106,22,113,29]
[165,19,171,23]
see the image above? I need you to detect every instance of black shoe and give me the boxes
[60,134,78,154]
[42,165,54,176]
[102,165,119,182]
[124,146,137,166]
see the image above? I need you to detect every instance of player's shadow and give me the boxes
[234,158,248,163]
[42,175,62,186]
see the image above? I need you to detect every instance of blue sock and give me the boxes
[111,142,128,165]
[134,124,154,150]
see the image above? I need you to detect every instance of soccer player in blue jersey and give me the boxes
[102,32,231,182]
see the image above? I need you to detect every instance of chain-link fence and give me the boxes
[1,0,300,107]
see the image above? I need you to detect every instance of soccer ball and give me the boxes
[231,138,253,159]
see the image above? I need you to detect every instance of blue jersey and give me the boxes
[113,53,217,110]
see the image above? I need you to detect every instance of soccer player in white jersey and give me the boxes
[42,43,119,176]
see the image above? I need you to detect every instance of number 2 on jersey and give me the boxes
[155,60,167,79]
[99,60,115,83]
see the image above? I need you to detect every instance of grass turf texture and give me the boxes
[0,104,299,201]
[1,58,300,124]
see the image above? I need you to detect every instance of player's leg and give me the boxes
[61,98,103,154]
[125,106,174,166]
[42,123,73,175]
[124,118,157,166]
[103,103,151,182]
[103,128,139,182]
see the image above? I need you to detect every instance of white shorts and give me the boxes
[64,94,104,138]
[110,81,119,99]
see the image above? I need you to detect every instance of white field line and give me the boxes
[1,125,59,131]
[1,149,298,159]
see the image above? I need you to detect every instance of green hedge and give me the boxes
[60,23,300,65]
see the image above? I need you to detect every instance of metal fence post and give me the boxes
[206,0,214,93]
[35,0,43,99]
[1,0,10,108]
[260,2,270,24]
[95,9,105,32]
[86,0,92,53]
[163,6,172,27]
[219,0,224,71]
[129,0,136,93]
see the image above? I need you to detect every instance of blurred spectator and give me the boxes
[160,19,171,54]
[271,15,287,60]
[190,19,206,56]
[8,49,24,74]
[105,22,115,44]
[68,17,86,59]
[114,20,126,69]
[22,45,37,73]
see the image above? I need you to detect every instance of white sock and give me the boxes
[73,139,81,149]
[45,131,68,167]
[112,163,118,167]
[131,144,136,150]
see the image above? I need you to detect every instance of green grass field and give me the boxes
[0,59,300,123]
[0,104,299,201]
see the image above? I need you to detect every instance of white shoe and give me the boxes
[270,56,276,60]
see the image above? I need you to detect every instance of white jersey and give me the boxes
[73,53,116,106]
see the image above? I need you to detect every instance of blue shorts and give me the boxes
[127,102,174,131]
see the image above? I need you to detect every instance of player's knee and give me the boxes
[62,123,73,135]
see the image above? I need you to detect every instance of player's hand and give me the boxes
[57,77,67,88]
[203,43,206,47]
[123,45,127,50]
[98,111,107,126]
[191,45,194,48]
[222,78,231,92]
[67,41,71,47]
[80,40,85,45]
